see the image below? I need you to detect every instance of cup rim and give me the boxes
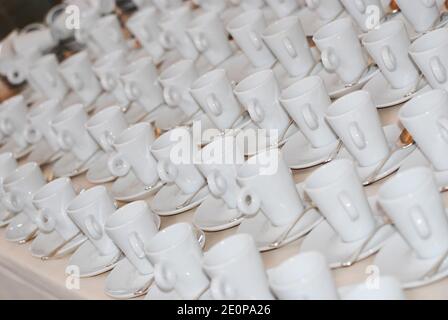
[190,68,226,92]
[33,177,71,203]
[67,185,108,214]
[280,76,324,103]
[262,15,299,39]
[234,69,274,95]
[127,5,157,25]
[409,28,448,56]
[159,4,191,27]
[399,89,447,120]
[28,98,60,119]
[304,159,355,191]
[121,56,154,77]
[236,148,279,181]
[325,90,372,119]
[51,103,84,127]
[105,200,149,230]
[2,94,24,109]
[93,49,126,70]
[151,126,189,153]
[4,162,39,187]
[226,9,263,33]
[59,50,89,69]
[202,233,253,269]
[159,59,195,83]
[145,222,192,254]
[313,17,353,42]
[86,105,122,129]
[114,122,150,147]
[187,10,219,31]
[362,20,405,46]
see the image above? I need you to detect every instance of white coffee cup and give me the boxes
[227,9,276,68]
[305,0,344,21]
[190,69,243,130]
[399,89,448,172]
[28,54,68,101]
[108,122,158,187]
[237,148,304,227]
[262,15,315,78]
[126,7,165,64]
[105,201,158,275]
[363,20,419,89]
[234,69,291,139]
[151,127,205,195]
[25,99,62,152]
[314,18,368,85]
[146,223,209,299]
[0,152,17,182]
[59,51,102,107]
[341,276,405,300]
[326,90,389,167]
[265,0,299,18]
[0,95,28,149]
[378,167,448,259]
[341,0,385,32]
[121,57,164,114]
[67,186,120,256]
[51,104,99,162]
[305,159,377,242]
[280,76,337,148]
[89,15,127,53]
[269,251,339,300]
[396,0,440,33]
[203,233,274,300]
[159,59,201,118]
[158,5,199,60]
[93,49,129,108]
[409,28,448,92]
[187,11,233,66]
[32,178,80,240]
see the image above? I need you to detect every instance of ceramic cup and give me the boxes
[32,178,80,240]
[121,57,164,114]
[59,50,102,107]
[0,152,17,185]
[268,251,339,300]
[28,54,68,101]
[67,186,120,256]
[105,201,158,275]
[0,95,28,149]
[146,223,209,299]
[187,11,233,66]
[280,76,337,148]
[378,167,448,259]
[399,89,448,172]
[326,90,389,167]
[159,59,201,118]
[305,159,377,242]
[89,15,127,53]
[158,5,199,60]
[265,0,299,18]
[197,135,244,209]
[93,49,129,108]
[190,69,243,130]
[409,28,448,92]
[51,104,99,162]
[341,276,405,300]
[341,0,385,32]
[2,162,46,222]
[151,127,205,195]
[227,9,276,68]
[203,234,274,300]
[262,15,315,78]
[305,0,344,21]
[234,69,291,139]
[237,148,304,227]
[396,0,440,33]
[314,18,368,85]
[126,7,165,64]
[25,99,62,152]
[108,122,158,187]
[363,20,420,89]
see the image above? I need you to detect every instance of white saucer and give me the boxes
[236,183,323,252]
[25,139,63,165]
[86,152,115,184]
[52,150,104,178]
[150,183,209,216]
[4,211,37,243]
[68,240,122,277]
[301,197,395,268]
[53,233,88,259]
[374,227,448,289]
[153,104,188,131]
[124,102,148,124]
[283,131,341,170]
[0,207,15,228]
[30,230,86,259]
[338,124,416,184]
[110,171,164,202]
[362,72,431,108]
[193,195,243,232]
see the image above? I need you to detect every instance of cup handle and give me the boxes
[409,206,431,239]
[207,170,228,197]
[282,37,297,59]
[381,46,396,72]
[247,100,265,123]
[302,104,319,131]
[36,208,56,233]
[85,215,103,240]
[0,118,14,136]
[210,276,236,300]
[237,187,261,217]
[100,73,117,91]
[57,131,74,151]
[337,191,359,221]
[2,191,24,213]
[248,31,262,51]
[421,0,436,7]
[348,122,367,150]
[157,159,178,183]
[163,87,181,106]
[154,261,177,292]
[354,0,366,13]
[321,48,339,73]
[24,125,42,144]
[128,232,146,259]
[124,82,140,101]
[72,73,84,91]
[206,94,223,116]
[194,33,208,52]
[430,57,447,84]
[107,153,131,177]
[437,117,448,144]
